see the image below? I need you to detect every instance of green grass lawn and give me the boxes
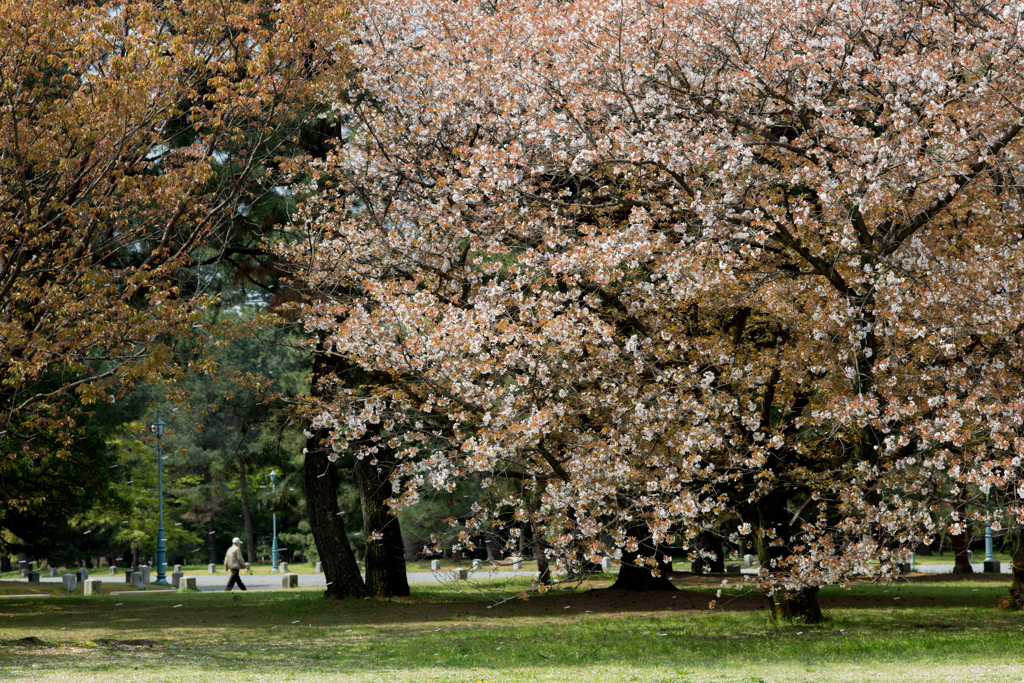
[2,575,1023,682]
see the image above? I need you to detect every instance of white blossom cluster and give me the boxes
[274,0,1024,592]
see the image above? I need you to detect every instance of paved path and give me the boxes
[9,562,1009,595]
[913,562,1010,574]
[16,569,539,593]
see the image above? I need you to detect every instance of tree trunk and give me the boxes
[770,587,822,623]
[754,499,823,622]
[952,499,974,574]
[485,533,502,562]
[534,533,551,586]
[691,531,725,574]
[354,452,409,597]
[203,466,217,565]
[611,524,676,591]
[1008,527,1024,608]
[304,341,366,599]
[238,458,256,563]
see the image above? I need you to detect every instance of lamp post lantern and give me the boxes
[151,417,169,585]
[270,469,278,573]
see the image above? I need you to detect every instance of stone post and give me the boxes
[180,577,198,591]
[279,561,288,573]
[743,554,754,568]
[171,571,183,588]
[27,572,39,583]
[512,559,523,571]
[49,568,56,577]
[454,568,469,580]
[601,557,613,571]
[174,564,182,573]
[130,572,145,589]
[472,559,483,570]
[281,573,298,589]
[83,579,102,595]
[109,566,117,575]
[139,565,150,584]
[61,574,77,591]
[76,568,89,582]
[208,563,216,574]
[430,560,441,571]
[315,562,322,573]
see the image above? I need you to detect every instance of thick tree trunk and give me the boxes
[304,341,366,599]
[952,499,974,575]
[237,458,256,563]
[770,587,822,623]
[305,427,366,598]
[754,499,823,622]
[354,453,409,597]
[610,524,676,591]
[534,534,551,586]
[1008,528,1024,608]
[485,533,502,562]
[691,531,725,574]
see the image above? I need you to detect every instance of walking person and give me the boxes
[223,537,248,591]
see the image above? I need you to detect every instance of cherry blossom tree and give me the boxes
[278,0,1024,619]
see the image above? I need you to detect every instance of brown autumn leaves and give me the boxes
[0,0,346,469]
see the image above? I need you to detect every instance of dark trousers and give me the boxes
[225,568,247,591]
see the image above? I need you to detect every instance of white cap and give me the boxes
[232,537,242,544]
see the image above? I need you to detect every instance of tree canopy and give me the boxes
[276,0,1024,615]
[0,0,347,478]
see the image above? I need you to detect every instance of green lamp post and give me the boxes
[270,469,279,573]
[151,417,169,585]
